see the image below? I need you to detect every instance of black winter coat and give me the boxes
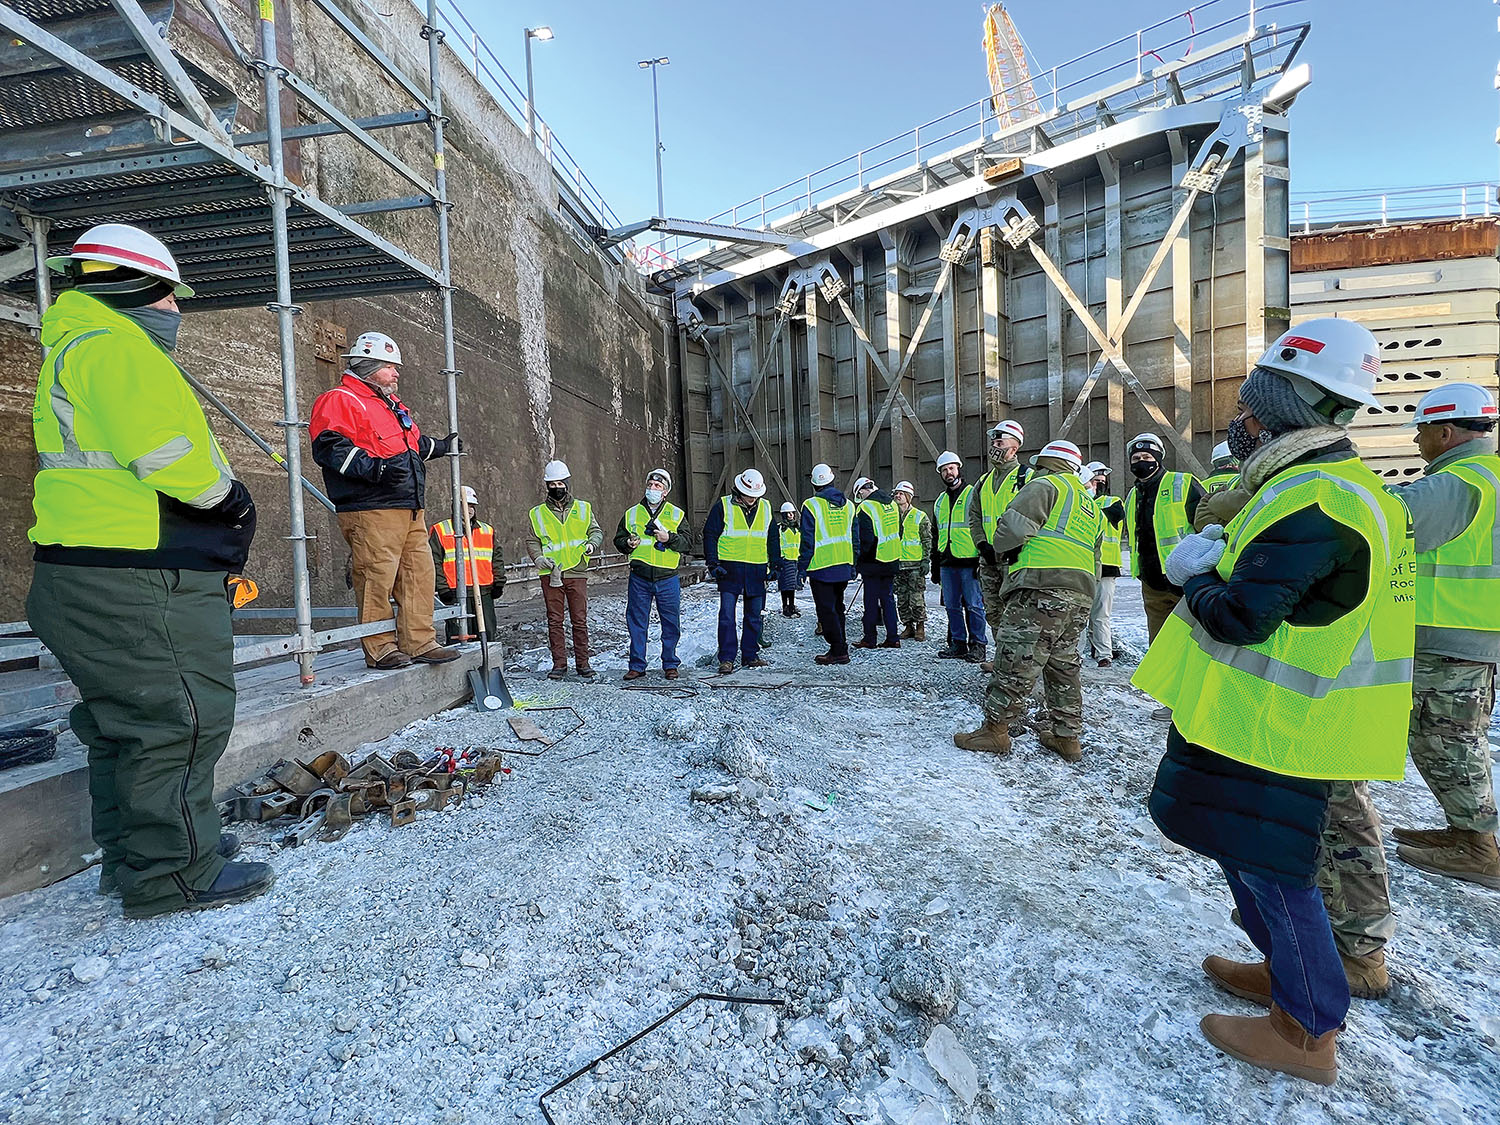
[855,490,900,578]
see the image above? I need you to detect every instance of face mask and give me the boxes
[1129,459,1158,479]
[122,306,182,353]
[547,485,569,502]
[1226,415,1266,462]
[644,487,665,506]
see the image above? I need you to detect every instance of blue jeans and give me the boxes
[717,588,764,665]
[626,572,681,672]
[939,565,986,645]
[1221,864,1350,1036]
[861,572,898,644]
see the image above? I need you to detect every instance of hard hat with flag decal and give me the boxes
[734,468,767,498]
[1128,433,1164,457]
[988,419,1025,443]
[543,459,570,482]
[1409,382,1498,427]
[936,451,962,472]
[1031,439,1083,472]
[342,331,403,366]
[1255,318,1381,413]
[46,222,193,297]
[893,480,915,496]
[810,463,834,487]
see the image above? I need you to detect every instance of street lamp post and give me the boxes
[638,56,669,218]
[524,26,553,143]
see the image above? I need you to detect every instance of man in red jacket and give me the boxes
[309,331,461,669]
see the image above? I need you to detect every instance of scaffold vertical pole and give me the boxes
[258,4,317,686]
[425,1,468,635]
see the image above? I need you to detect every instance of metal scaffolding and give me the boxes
[0,0,467,685]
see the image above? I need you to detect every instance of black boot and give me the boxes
[938,640,967,659]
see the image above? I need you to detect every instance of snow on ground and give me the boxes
[0,579,1497,1125]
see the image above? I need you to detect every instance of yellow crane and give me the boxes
[983,4,1041,131]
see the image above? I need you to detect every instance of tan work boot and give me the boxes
[980,660,994,673]
[954,721,1011,754]
[1039,732,1083,763]
[915,625,927,642]
[1202,956,1271,1006]
[1397,830,1500,889]
[1340,949,1389,1000]
[900,623,916,640]
[1391,824,1463,848]
[1201,1003,1338,1085]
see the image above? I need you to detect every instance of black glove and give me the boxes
[1002,547,1021,567]
[443,432,463,455]
[711,564,728,581]
[436,588,458,606]
[373,456,409,486]
[492,578,507,598]
[977,542,997,566]
[210,479,255,528]
[930,563,941,586]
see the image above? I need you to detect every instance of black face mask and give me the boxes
[1129,459,1158,480]
[546,485,569,502]
[1226,415,1269,462]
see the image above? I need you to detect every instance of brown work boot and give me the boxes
[900,624,916,640]
[575,664,597,680]
[1396,830,1500,889]
[1039,732,1083,763]
[852,639,880,650]
[1202,956,1271,1007]
[623,670,646,682]
[372,650,412,670]
[1340,949,1389,1000]
[1391,824,1463,848]
[412,646,460,665]
[1200,1003,1338,1086]
[915,625,927,642]
[547,666,567,680]
[980,660,994,673]
[717,662,735,675]
[954,720,1011,755]
[663,668,680,680]
[881,637,902,649]
[744,659,771,669]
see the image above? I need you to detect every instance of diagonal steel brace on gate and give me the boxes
[997,99,1264,477]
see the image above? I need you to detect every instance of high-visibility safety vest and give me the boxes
[1124,472,1195,579]
[935,486,978,558]
[625,502,685,571]
[778,522,802,561]
[1098,494,1124,569]
[978,463,1027,543]
[1013,474,1102,577]
[1203,469,1240,495]
[900,507,929,564]
[431,519,495,586]
[1415,453,1500,631]
[528,499,593,572]
[1132,456,1416,781]
[803,495,854,570]
[717,496,770,564]
[30,292,237,550]
[863,499,903,563]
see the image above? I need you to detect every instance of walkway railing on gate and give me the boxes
[1290,182,1500,231]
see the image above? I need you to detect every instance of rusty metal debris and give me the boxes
[504,706,585,756]
[221,746,506,846]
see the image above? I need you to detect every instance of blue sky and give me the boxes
[456,0,1497,224]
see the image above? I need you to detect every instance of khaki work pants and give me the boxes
[338,508,438,664]
[1141,583,1181,644]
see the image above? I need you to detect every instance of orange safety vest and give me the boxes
[431,519,494,586]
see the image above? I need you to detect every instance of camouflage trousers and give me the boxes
[1317,780,1394,959]
[977,561,1006,644]
[1409,653,1498,834]
[984,587,1092,738]
[895,568,927,630]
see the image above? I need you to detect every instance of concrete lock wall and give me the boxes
[679,121,1289,522]
[0,0,680,623]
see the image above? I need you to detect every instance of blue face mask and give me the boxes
[121,305,182,353]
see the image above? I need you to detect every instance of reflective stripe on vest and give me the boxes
[1124,472,1194,579]
[779,523,802,559]
[935,486,977,558]
[528,499,593,571]
[978,463,1025,541]
[626,502,684,571]
[432,520,495,586]
[1416,454,1500,631]
[1013,474,1102,576]
[1098,494,1124,568]
[900,507,928,563]
[1131,458,1416,781]
[803,495,854,570]
[1203,470,1240,496]
[718,496,770,564]
[865,499,902,563]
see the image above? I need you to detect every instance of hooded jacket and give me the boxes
[798,485,861,584]
[702,494,780,594]
[309,374,452,513]
[855,488,901,578]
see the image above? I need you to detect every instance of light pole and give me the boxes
[524,26,553,143]
[638,56,669,217]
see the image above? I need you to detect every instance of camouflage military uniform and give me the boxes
[984,587,1092,737]
[1317,780,1394,958]
[895,568,926,631]
[978,561,1006,645]
[1408,653,1498,833]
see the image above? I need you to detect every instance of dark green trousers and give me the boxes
[28,564,233,913]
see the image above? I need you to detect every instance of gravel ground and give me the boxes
[0,579,1496,1124]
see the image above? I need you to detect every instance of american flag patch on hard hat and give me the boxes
[1361,354,1379,374]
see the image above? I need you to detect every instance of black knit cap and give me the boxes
[73,264,175,309]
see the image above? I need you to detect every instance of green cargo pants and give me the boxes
[28,564,233,914]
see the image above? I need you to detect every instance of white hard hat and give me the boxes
[779,501,797,514]
[1128,433,1164,457]
[543,459,570,482]
[343,331,403,366]
[810,463,834,487]
[851,476,874,496]
[893,480,915,496]
[647,467,673,490]
[1410,382,1499,426]
[1083,461,1109,476]
[936,450,962,472]
[1256,318,1381,413]
[734,468,767,498]
[1211,440,1236,464]
[988,419,1025,443]
[47,222,193,297]
[1032,439,1083,472]
[460,485,478,505]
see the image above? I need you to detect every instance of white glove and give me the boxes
[1165,525,1227,588]
[537,554,556,572]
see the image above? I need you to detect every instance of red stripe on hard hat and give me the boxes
[71,242,173,275]
[1421,403,1456,416]
[1280,335,1326,354]
[1484,405,1499,414]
